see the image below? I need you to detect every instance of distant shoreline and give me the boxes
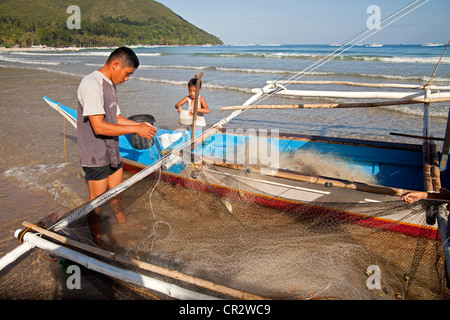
[0,46,84,52]
[0,47,42,52]
[0,44,221,53]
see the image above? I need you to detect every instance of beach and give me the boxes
[0,44,449,299]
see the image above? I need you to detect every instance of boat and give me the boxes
[41,78,450,240]
[34,76,450,300]
[422,43,444,47]
[366,43,383,47]
[3,1,450,299]
[1,78,449,301]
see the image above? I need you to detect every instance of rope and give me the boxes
[243,0,431,111]
[424,40,450,89]
[18,224,59,263]
[57,105,71,174]
[63,117,70,174]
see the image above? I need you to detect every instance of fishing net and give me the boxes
[28,137,450,301]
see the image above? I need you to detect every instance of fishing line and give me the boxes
[235,0,431,111]
[425,40,450,88]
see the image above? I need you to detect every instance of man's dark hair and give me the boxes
[188,78,201,89]
[107,46,139,69]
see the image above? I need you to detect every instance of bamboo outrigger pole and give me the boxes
[220,97,450,111]
[20,222,268,300]
[267,80,450,91]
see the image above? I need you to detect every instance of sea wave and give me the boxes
[134,76,252,93]
[13,51,161,57]
[382,104,449,119]
[0,63,83,78]
[2,57,449,84]
[136,63,450,83]
[139,64,211,70]
[0,55,60,65]
[3,163,67,194]
[199,52,450,64]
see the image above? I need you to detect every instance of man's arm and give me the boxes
[402,190,450,204]
[89,115,157,139]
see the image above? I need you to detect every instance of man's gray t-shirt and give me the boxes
[77,71,122,168]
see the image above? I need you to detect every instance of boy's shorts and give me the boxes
[82,162,124,181]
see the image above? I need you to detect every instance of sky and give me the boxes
[156,0,449,45]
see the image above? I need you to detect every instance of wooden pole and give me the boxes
[389,132,444,141]
[431,143,441,192]
[423,89,434,192]
[191,72,203,163]
[202,158,415,197]
[16,227,216,300]
[22,222,267,300]
[249,88,450,101]
[440,107,450,172]
[267,80,450,91]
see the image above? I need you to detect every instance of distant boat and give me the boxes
[422,43,444,47]
[366,43,383,47]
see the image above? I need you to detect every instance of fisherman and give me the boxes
[77,46,157,242]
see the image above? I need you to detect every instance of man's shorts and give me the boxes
[82,162,124,181]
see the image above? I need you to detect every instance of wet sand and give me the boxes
[0,66,101,299]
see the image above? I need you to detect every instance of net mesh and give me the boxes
[32,147,450,300]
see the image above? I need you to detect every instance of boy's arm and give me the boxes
[197,96,210,114]
[175,97,188,112]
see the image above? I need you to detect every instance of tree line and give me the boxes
[0,16,223,48]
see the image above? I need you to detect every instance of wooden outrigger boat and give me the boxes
[2,1,450,299]
[42,75,450,240]
[0,77,449,301]
[35,74,450,300]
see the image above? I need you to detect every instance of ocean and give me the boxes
[0,43,449,299]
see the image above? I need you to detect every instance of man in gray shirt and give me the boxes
[77,47,157,242]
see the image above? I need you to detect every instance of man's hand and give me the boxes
[135,122,157,139]
[401,191,427,204]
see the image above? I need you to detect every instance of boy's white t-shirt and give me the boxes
[187,96,206,127]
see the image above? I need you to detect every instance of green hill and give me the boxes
[0,0,223,47]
